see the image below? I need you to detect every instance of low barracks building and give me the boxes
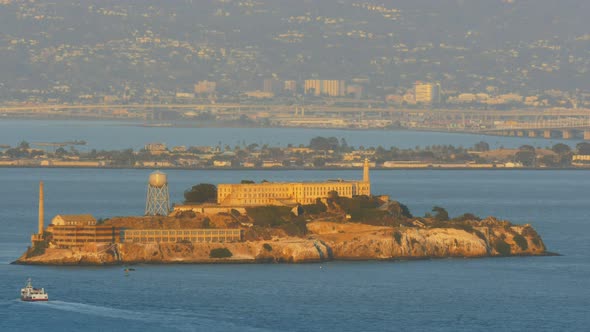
[47,215,121,248]
[217,159,371,206]
[123,229,243,244]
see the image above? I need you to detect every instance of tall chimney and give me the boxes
[363,158,370,183]
[38,181,44,235]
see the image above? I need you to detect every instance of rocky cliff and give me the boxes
[15,218,549,265]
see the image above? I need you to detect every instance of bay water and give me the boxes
[0,168,589,331]
[0,119,579,151]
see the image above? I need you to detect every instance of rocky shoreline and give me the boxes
[14,219,551,266]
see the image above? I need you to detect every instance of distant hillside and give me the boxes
[0,0,588,100]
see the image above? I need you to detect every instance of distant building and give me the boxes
[346,84,364,99]
[144,143,167,153]
[304,79,346,97]
[217,159,371,206]
[175,92,195,99]
[243,90,274,99]
[284,80,297,94]
[213,160,232,167]
[263,78,282,94]
[304,79,322,96]
[194,80,217,94]
[414,82,440,104]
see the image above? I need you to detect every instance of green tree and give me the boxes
[551,143,571,155]
[55,147,68,157]
[519,145,536,153]
[184,183,217,203]
[473,141,490,152]
[514,150,536,167]
[576,142,590,155]
[18,141,30,150]
[432,206,449,222]
[309,136,339,151]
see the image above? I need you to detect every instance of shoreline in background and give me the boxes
[0,115,588,143]
[2,165,590,171]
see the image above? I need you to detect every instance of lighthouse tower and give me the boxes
[363,158,370,183]
[145,171,170,216]
[360,158,371,196]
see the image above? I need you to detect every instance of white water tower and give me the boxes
[145,171,170,216]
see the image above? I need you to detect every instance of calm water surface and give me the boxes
[1,168,589,331]
[0,119,579,150]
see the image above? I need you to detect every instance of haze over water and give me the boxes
[1,166,589,331]
[2,0,589,330]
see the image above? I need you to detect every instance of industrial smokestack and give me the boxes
[38,181,44,235]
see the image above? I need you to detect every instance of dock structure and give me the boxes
[122,229,243,244]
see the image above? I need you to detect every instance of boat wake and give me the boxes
[32,301,272,331]
[34,300,152,321]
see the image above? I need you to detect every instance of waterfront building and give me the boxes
[217,159,371,206]
[47,215,121,248]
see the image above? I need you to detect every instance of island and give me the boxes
[15,162,551,265]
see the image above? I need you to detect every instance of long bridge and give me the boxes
[2,103,590,139]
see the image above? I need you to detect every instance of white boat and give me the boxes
[20,278,48,302]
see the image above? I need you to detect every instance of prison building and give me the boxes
[217,159,371,206]
[122,229,243,244]
[217,180,369,206]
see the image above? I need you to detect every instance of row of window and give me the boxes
[125,230,241,236]
[53,233,115,237]
[126,236,241,243]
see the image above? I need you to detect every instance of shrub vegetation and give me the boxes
[246,206,293,227]
[512,233,528,250]
[494,239,511,256]
[393,231,402,245]
[184,183,217,203]
[210,248,233,258]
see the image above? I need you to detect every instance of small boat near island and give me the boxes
[21,278,49,302]
[124,267,136,276]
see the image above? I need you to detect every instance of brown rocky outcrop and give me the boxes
[15,218,549,265]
